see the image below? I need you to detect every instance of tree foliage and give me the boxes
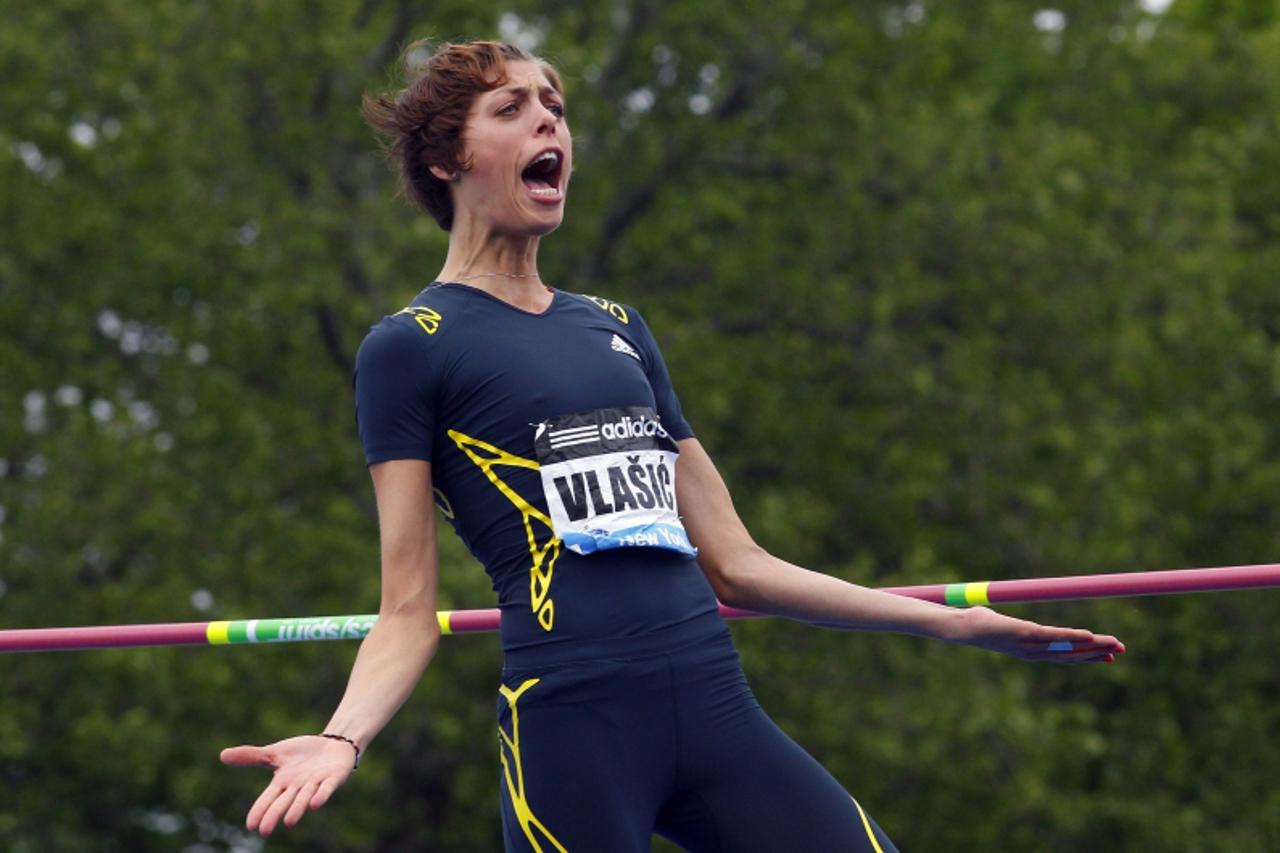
[3,1,1279,849]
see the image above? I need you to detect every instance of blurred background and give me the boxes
[3,0,1279,849]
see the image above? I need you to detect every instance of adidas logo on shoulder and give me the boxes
[610,333,640,361]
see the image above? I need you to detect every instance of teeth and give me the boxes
[530,151,559,167]
[530,187,559,196]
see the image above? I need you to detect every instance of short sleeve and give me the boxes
[630,309,694,441]
[353,320,437,465]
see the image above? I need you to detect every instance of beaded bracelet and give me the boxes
[319,733,361,770]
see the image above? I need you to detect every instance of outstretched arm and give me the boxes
[676,438,1124,662]
[221,459,443,835]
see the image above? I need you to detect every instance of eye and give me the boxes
[547,102,565,118]
[498,102,519,116]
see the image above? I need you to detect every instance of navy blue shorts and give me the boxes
[496,615,897,852]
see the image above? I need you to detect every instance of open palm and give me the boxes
[220,735,355,836]
[952,605,1125,663]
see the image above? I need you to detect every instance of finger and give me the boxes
[1053,651,1117,665]
[1018,634,1124,655]
[310,775,341,810]
[258,784,303,837]
[1042,629,1126,654]
[1096,635,1126,654]
[1047,631,1126,653]
[1017,638,1089,654]
[246,782,285,832]
[284,781,319,828]
[1022,625,1100,644]
[1026,646,1118,661]
[1024,646,1118,664]
[221,745,275,768]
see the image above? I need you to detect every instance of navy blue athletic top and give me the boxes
[356,284,900,853]
[354,283,720,656]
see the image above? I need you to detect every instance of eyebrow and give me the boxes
[494,83,561,100]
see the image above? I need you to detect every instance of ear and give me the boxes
[428,164,459,183]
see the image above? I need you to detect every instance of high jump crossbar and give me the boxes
[1,563,1277,653]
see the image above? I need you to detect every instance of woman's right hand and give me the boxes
[220,735,357,836]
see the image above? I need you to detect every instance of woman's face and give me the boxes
[451,61,571,237]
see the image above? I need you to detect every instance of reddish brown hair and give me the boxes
[362,40,564,231]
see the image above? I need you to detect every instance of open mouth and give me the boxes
[521,149,564,198]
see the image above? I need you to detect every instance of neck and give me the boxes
[436,215,551,311]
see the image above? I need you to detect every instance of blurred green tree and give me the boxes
[2,0,1278,850]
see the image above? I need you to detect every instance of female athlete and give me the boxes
[221,40,1125,851]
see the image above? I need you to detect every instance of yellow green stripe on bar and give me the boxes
[944,582,991,607]
[437,611,453,635]
[206,621,231,644]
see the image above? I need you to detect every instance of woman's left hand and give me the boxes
[947,606,1125,663]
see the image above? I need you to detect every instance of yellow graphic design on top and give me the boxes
[447,429,560,632]
[499,678,568,852]
[397,305,443,334]
[851,796,885,853]
[586,295,629,324]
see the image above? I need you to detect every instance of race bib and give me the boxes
[534,406,697,557]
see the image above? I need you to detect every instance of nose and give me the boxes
[534,103,560,136]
